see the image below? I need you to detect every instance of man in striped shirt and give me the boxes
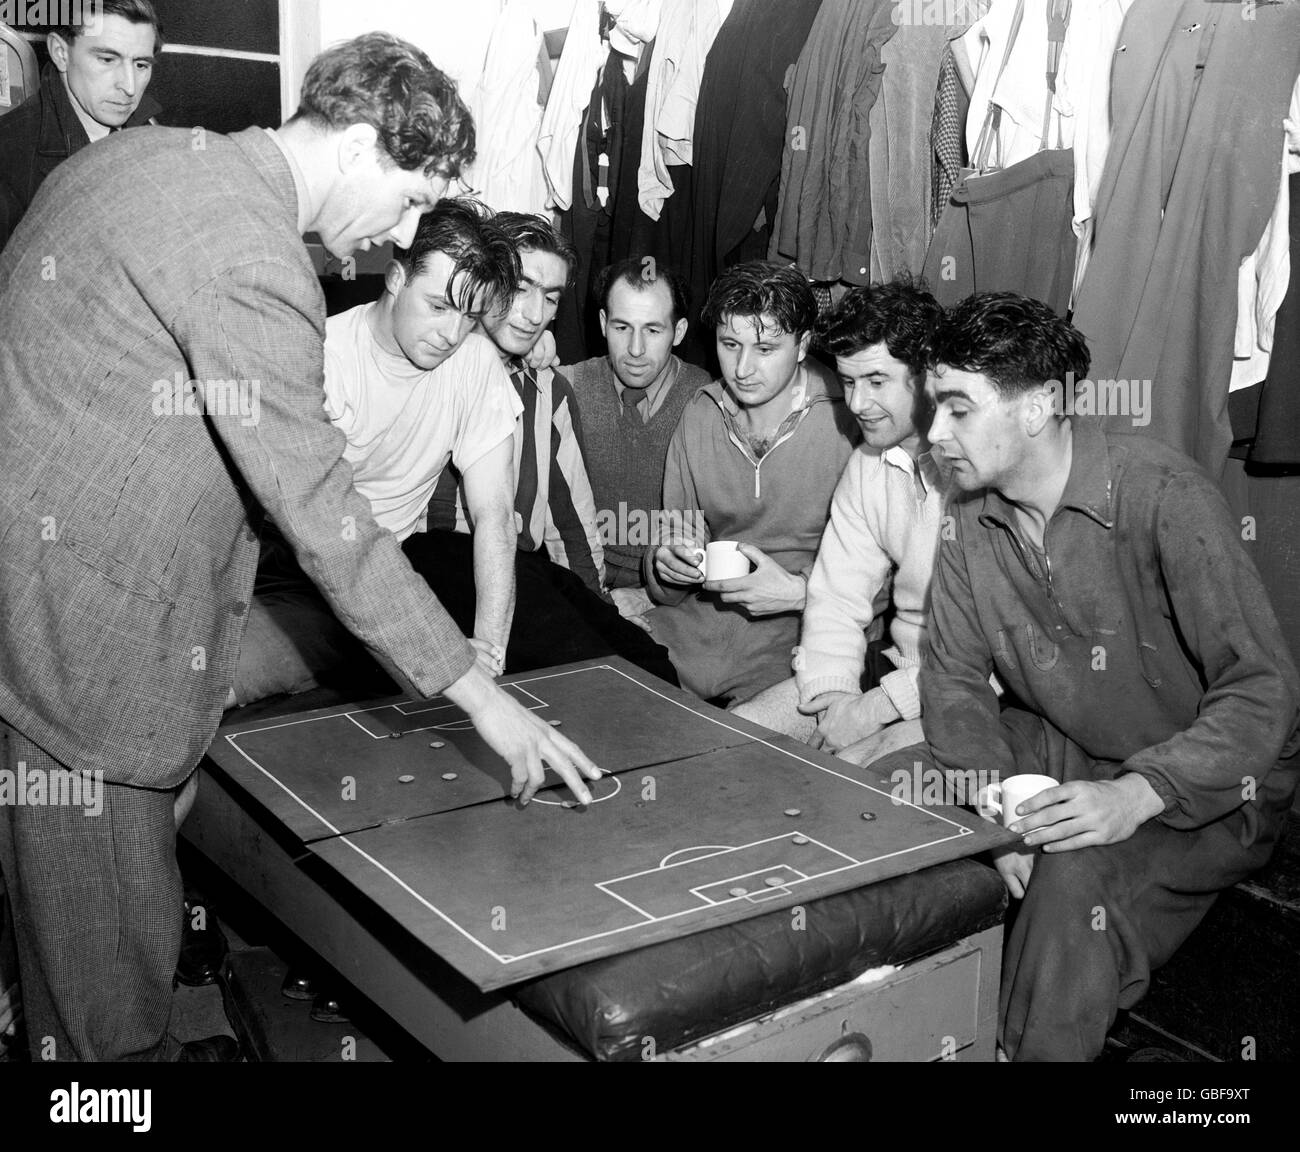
[415,212,679,682]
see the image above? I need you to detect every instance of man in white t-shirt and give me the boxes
[232,199,523,704]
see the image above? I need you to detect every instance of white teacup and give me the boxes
[977,774,1058,827]
[694,541,750,581]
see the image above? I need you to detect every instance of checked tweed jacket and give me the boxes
[0,126,473,789]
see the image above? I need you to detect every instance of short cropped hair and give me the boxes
[816,276,943,380]
[492,212,579,290]
[53,0,163,51]
[700,261,817,338]
[394,198,519,317]
[595,256,689,324]
[292,33,475,179]
[927,292,1091,399]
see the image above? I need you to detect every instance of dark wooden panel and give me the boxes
[147,54,279,131]
[156,0,278,55]
[10,0,278,54]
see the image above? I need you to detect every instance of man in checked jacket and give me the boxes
[0,33,599,1063]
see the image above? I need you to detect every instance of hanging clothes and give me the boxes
[636,0,731,222]
[538,0,605,212]
[463,0,549,214]
[1231,77,1300,394]
[1250,171,1300,467]
[678,0,824,332]
[1052,0,1136,300]
[555,46,634,362]
[1070,0,1300,475]
[868,19,964,280]
[923,0,1077,314]
[769,0,897,284]
[931,41,971,230]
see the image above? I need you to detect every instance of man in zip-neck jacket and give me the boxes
[921,292,1300,1061]
[644,261,860,703]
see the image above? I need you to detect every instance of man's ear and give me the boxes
[1023,386,1056,436]
[338,123,382,174]
[47,32,71,73]
[672,316,688,347]
[599,308,608,339]
[796,329,812,362]
[383,259,408,300]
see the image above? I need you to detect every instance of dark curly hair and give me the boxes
[53,0,162,51]
[816,276,942,380]
[292,33,475,179]
[928,292,1091,399]
[700,261,817,338]
[492,212,579,290]
[394,198,519,317]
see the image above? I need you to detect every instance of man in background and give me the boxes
[0,0,163,249]
[566,257,710,614]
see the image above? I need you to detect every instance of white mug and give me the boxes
[697,540,750,581]
[977,774,1058,827]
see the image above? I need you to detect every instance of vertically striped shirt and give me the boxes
[429,363,607,596]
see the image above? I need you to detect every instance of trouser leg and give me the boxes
[0,720,181,1061]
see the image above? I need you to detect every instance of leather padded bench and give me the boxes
[517,857,1006,1061]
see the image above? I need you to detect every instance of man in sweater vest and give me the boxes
[417,212,680,684]
[566,258,711,619]
[733,279,947,766]
[645,261,861,703]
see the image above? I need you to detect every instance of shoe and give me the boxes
[310,992,349,1024]
[177,1034,240,1062]
[175,899,228,987]
[281,969,316,1001]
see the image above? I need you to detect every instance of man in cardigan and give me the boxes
[0,0,163,250]
[921,292,1299,1060]
[646,261,861,703]
[733,279,946,766]
[0,34,599,1063]
[415,212,680,684]
[566,258,711,618]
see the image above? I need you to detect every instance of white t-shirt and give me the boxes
[323,303,521,541]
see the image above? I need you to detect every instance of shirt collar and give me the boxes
[978,417,1115,531]
[882,444,943,495]
[263,128,312,234]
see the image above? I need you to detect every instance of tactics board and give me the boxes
[206,659,1012,991]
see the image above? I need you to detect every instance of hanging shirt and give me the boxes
[1230,75,1300,392]
[1054,0,1136,299]
[963,0,1073,172]
[464,0,549,213]
[538,0,605,211]
[635,0,731,220]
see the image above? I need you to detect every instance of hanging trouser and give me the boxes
[923,149,1076,314]
[0,720,182,1061]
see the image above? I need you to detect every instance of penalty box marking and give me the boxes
[349,683,546,738]
[595,833,855,921]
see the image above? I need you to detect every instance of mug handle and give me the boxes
[977,782,1002,823]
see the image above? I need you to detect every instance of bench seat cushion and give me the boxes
[515,856,1006,1061]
